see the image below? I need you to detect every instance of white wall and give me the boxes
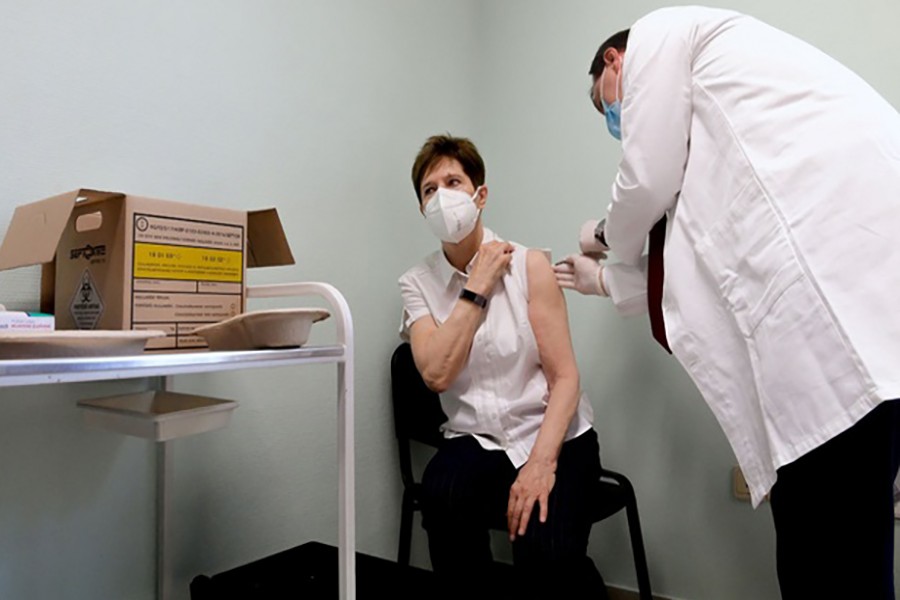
[0,1,896,599]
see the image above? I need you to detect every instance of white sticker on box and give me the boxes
[131,213,244,350]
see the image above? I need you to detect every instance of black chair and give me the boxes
[390,342,653,600]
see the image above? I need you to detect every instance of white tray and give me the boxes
[0,330,166,359]
[77,391,238,441]
[192,308,330,351]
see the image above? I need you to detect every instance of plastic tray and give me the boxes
[77,391,238,441]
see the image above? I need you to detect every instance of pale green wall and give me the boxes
[0,1,478,598]
[470,1,900,599]
[0,1,897,599]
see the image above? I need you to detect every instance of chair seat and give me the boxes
[592,479,629,522]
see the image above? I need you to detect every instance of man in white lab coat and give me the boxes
[554,6,900,598]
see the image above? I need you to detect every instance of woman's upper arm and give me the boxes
[526,250,579,383]
[407,315,438,375]
[399,273,437,373]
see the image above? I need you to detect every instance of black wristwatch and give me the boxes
[459,288,488,309]
[594,218,608,247]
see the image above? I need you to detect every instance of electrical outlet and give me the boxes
[732,466,751,502]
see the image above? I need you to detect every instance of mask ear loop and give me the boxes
[598,57,623,111]
[614,61,622,104]
[472,185,484,221]
[599,67,609,113]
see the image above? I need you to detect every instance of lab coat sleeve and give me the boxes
[605,13,693,266]
[603,257,649,317]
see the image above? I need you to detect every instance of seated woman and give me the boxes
[398,134,608,598]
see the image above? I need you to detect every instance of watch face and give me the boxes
[460,288,487,308]
[594,219,608,247]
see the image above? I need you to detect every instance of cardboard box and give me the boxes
[0,189,294,351]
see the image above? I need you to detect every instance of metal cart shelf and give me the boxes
[0,282,356,600]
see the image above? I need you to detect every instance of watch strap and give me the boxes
[459,288,488,309]
[594,218,608,248]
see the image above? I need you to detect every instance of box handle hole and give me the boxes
[75,212,103,232]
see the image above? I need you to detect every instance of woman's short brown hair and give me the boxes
[411,134,485,203]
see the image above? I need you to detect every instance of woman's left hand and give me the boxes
[507,460,556,541]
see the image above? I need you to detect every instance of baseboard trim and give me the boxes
[607,585,673,600]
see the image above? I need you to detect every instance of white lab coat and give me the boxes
[602,6,900,506]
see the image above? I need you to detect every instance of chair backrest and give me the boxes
[390,342,446,449]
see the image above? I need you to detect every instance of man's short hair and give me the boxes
[589,29,630,80]
[411,135,485,203]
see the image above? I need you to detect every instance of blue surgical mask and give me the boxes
[599,67,622,140]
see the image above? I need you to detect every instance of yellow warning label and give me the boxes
[134,243,243,283]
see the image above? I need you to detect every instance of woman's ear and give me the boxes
[475,185,488,209]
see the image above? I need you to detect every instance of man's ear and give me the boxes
[603,47,618,66]
[475,185,488,209]
[604,48,623,75]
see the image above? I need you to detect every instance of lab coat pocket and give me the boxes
[747,274,868,430]
[693,182,800,337]
[694,183,869,450]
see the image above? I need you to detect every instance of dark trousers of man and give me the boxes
[770,399,900,599]
[420,429,608,600]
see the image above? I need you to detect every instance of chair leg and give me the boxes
[624,493,653,600]
[398,489,415,566]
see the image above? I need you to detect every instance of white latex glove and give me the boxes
[552,253,608,296]
[579,219,609,257]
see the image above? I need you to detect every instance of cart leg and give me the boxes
[156,376,174,600]
[337,362,356,600]
[156,441,173,600]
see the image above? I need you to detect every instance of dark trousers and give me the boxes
[420,429,607,599]
[770,399,900,599]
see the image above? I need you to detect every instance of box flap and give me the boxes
[247,208,295,268]
[0,189,126,271]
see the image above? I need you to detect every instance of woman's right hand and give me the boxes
[466,241,514,296]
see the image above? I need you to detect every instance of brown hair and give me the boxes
[589,29,630,80]
[411,134,485,203]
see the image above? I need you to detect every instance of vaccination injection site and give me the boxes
[0,1,898,599]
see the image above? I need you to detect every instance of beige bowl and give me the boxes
[192,308,331,351]
[0,329,167,359]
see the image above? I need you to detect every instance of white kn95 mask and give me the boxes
[423,187,482,243]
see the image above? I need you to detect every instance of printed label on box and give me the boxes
[70,269,104,330]
[132,214,244,349]
[133,243,242,283]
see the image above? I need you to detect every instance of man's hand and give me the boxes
[466,241,514,296]
[579,219,609,256]
[553,253,608,296]
[507,459,556,541]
